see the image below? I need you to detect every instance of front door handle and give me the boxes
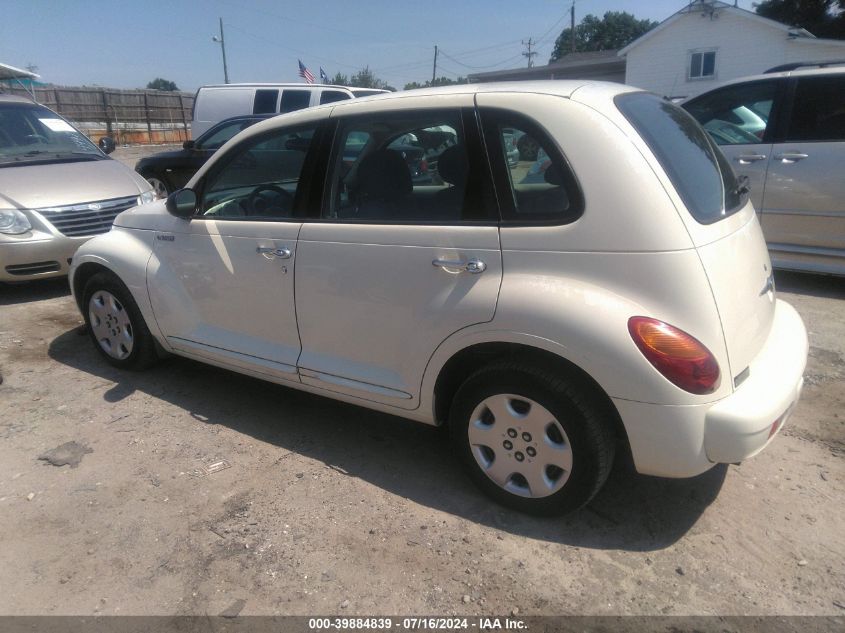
[257,246,292,259]
[774,152,809,163]
[432,258,487,274]
[735,154,767,164]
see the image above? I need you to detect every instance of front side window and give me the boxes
[786,76,845,142]
[689,50,716,80]
[280,90,311,113]
[200,125,317,219]
[617,92,745,224]
[325,110,493,223]
[683,80,778,145]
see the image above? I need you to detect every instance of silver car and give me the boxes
[0,95,154,282]
[683,64,845,276]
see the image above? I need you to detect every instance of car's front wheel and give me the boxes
[449,361,615,515]
[143,173,170,199]
[83,272,158,370]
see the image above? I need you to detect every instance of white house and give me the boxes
[619,0,845,99]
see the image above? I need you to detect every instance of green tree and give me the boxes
[146,77,179,91]
[755,0,845,38]
[329,72,349,85]
[404,76,468,91]
[549,11,658,62]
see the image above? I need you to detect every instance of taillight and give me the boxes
[628,317,720,395]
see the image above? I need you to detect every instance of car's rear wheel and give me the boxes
[449,361,615,516]
[144,174,170,199]
[83,272,158,370]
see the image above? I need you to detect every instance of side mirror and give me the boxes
[165,188,197,219]
[98,136,116,154]
[182,140,196,150]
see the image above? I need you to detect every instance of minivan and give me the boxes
[191,83,389,138]
[0,95,155,282]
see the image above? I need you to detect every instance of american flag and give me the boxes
[298,60,315,84]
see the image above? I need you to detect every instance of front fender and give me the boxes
[70,227,162,343]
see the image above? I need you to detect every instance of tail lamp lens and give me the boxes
[628,317,720,395]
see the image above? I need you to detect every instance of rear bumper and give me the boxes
[614,298,808,478]
[0,235,88,282]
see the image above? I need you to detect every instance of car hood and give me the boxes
[0,159,150,209]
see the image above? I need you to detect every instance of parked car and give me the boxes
[136,114,272,198]
[70,82,807,515]
[191,83,389,138]
[682,64,845,275]
[0,95,155,282]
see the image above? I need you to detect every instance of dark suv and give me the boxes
[135,114,272,198]
[682,64,845,276]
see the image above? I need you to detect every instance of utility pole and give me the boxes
[522,38,537,68]
[432,45,438,84]
[570,2,576,54]
[212,18,230,84]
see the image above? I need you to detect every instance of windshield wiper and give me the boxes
[732,175,751,196]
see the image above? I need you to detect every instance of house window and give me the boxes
[689,51,716,80]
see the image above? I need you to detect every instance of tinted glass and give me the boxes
[201,126,316,219]
[320,90,351,104]
[197,119,255,150]
[253,89,278,114]
[684,80,777,145]
[618,92,744,224]
[280,90,311,113]
[0,103,100,165]
[786,76,845,141]
[327,112,479,222]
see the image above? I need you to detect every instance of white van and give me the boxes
[191,83,388,138]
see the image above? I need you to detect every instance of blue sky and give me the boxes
[2,0,754,91]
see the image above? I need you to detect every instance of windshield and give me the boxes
[0,103,102,166]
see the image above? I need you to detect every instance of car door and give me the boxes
[294,99,503,409]
[683,79,784,215]
[761,74,845,262]
[147,122,325,381]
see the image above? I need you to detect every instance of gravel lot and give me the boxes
[0,146,843,618]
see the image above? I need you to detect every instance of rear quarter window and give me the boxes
[616,92,744,224]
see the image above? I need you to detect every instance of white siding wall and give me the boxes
[624,9,845,99]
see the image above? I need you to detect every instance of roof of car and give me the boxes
[682,65,845,102]
[0,93,37,104]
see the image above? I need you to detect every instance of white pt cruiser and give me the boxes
[70,82,808,515]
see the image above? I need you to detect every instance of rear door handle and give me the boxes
[735,154,767,164]
[257,246,292,259]
[432,258,487,274]
[774,152,809,163]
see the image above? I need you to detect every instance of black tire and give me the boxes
[449,360,615,516]
[142,172,171,199]
[82,271,158,370]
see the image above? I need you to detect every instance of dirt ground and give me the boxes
[0,147,844,618]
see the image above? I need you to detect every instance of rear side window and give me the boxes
[253,89,278,114]
[320,90,351,105]
[683,80,778,145]
[280,90,311,113]
[786,76,845,141]
[617,92,744,224]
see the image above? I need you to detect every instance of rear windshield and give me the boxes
[616,92,744,224]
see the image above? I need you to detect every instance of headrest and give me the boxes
[437,145,468,186]
[357,149,412,200]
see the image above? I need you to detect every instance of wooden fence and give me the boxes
[1,85,195,144]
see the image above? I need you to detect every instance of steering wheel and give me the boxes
[246,184,293,216]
